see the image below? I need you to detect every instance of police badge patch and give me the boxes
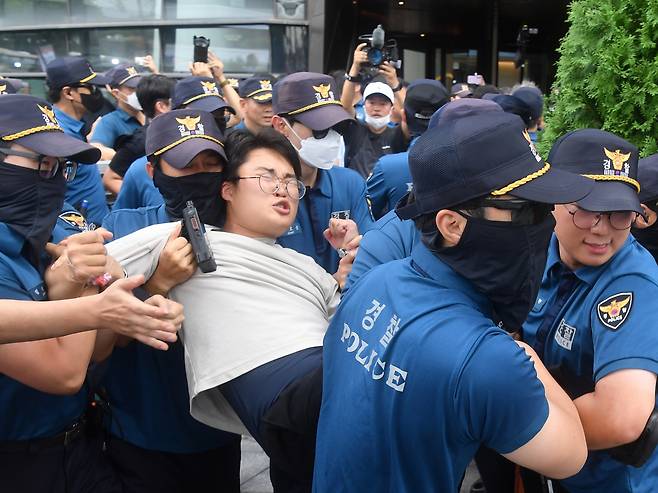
[554,319,576,350]
[58,211,88,231]
[597,292,633,330]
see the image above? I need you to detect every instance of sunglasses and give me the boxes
[0,148,78,182]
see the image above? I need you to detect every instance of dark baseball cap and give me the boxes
[548,128,642,214]
[238,74,274,102]
[145,109,226,169]
[105,64,142,88]
[46,56,107,89]
[0,95,101,163]
[428,98,502,131]
[273,72,352,131]
[403,79,450,135]
[639,153,658,204]
[396,111,594,220]
[451,82,472,98]
[172,76,235,114]
[0,77,23,95]
[512,86,544,121]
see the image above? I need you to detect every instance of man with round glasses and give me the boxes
[105,127,341,492]
[522,129,658,493]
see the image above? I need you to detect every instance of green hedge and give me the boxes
[539,0,658,157]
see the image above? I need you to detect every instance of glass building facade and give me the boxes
[0,0,309,95]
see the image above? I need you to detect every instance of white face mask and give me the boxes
[125,91,143,111]
[285,121,344,170]
[365,113,391,130]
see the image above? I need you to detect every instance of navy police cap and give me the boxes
[46,56,107,89]
[548,129,642,214]
[105,63,142,88]
[0,95,100,163]
[0,77,24,95]
[403,79,449,136]
[238,74,274,102]
[172,76,235,114]
[146,109,226,169]
[396,111,594,220]
[639,153,658,204]
[273,72,352,131]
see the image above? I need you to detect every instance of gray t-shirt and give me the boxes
[106,222,340,433]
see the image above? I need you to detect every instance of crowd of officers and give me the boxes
[0,41,658,493]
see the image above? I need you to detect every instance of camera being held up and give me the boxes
[355,25,400,84]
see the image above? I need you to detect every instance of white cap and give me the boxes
[363,81,394,104]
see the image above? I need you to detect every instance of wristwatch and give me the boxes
[344,72,361,83]
[392,80,404,92]
[219,78,232,88]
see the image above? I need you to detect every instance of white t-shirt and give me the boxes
[106,222,340,434]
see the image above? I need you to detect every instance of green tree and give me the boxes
[540,0,658,157]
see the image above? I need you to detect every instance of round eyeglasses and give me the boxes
[0,148,78,182]
[564,205,638,231]
[236,173,306,200]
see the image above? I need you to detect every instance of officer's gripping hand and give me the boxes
[333,233,362,291]
[97,275,183,351]
[323,218,359,251]
[145,223,196,297]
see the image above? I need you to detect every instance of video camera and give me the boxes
[356,25,401,83]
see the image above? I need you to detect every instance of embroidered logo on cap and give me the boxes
[523,129,542,162]
[201,81,219,95]
[227,78,239,88]
[603,147,631,177]
[126,66,138,76]
[597,292,633,330]
[176,115,205,137]
[259,80,272,90]
[313,83,334,103]
[37,104,59,127]
[0,84,6,95]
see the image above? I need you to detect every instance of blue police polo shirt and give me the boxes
[53,106,109,225]
[314,242,549,492]
[0,220,88,441]
[277,166,374,273]
[111,156,164,211]
[345,209,419,291]
[101,205,239,453]
[366,144,414,220]
[89,108,141,148]
[523,234,658,493]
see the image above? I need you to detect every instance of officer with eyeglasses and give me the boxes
[46,56,110,226]
[522,129,658,493]
[0,94,125,491]
[99,108,242,493]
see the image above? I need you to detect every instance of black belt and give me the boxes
[0,418,86,453]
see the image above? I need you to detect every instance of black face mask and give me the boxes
[426,214,556,333]
[152,166,225,227]
[632,226,658,263]
[79,89,105,113]
[0,162,66,267]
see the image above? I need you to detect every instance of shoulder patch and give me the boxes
[58,211,88,231]
[597,292,633,330]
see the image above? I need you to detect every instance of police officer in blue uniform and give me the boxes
[523,129,658,493]
[0,94,122,492]
[271,72,375,274]
[366,79,449,219]
[90,64,144,153]
[46,56,110,226]
[346,99,504,292]
[101,109,241,493]
[314,110,594,492]
[232,74,275,135]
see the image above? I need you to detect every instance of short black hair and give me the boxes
[46,83,62,104]
[224,128,302,181]
[137,75,175,119]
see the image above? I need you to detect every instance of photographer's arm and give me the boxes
[341,43,368,117]
[208,51,243,120]
[379,62,409,140]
